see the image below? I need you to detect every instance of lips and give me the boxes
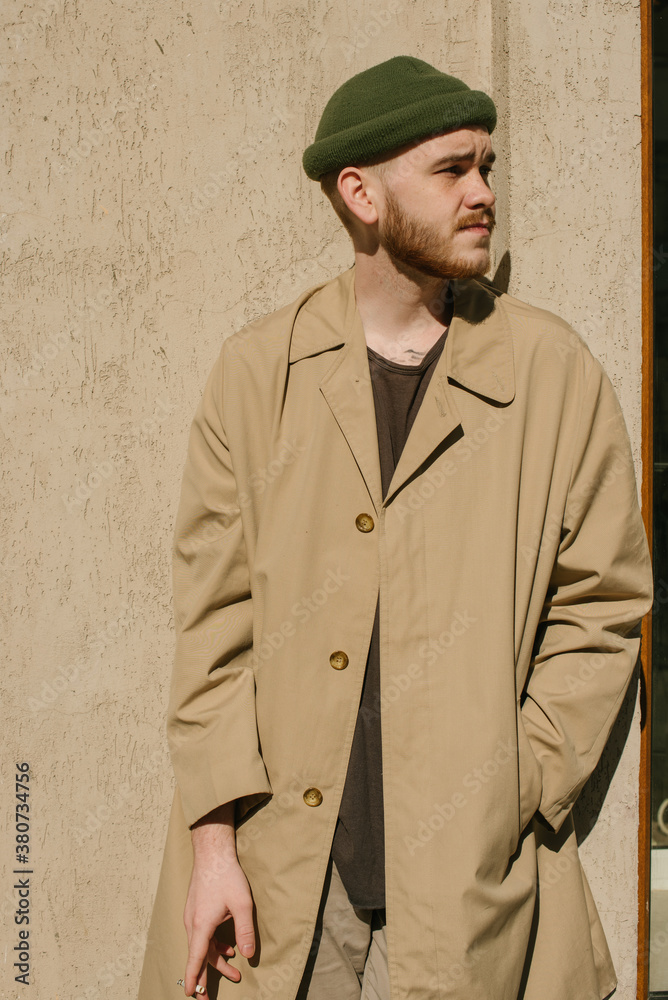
[460,222,492,233]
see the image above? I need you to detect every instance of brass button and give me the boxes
[303,787,323,807]
[330,651,349,670]
[355,513,375,532]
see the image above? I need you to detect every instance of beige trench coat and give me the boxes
[139,264,653,1000]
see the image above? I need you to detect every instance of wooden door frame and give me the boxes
[638,0,654,995]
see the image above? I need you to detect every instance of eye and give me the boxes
[436,164,494,176]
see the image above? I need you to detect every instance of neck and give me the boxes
[352,246,454,353]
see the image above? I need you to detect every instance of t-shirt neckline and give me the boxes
[366,326,448,373]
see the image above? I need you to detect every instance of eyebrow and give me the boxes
[430,149,497,168]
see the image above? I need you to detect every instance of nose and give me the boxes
[464,169,496,212]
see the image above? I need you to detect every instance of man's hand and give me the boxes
[182,802,256,996]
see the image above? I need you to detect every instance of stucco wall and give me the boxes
[500,4,645,995]
[0,1,646,997]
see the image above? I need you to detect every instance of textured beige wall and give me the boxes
[0,1,645,997]
[499,3,645,996]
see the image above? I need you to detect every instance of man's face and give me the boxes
[367,125,496,280]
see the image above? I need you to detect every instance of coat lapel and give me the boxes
[289,265,516,512]
[385,276,515,504]
[309,269,385,514]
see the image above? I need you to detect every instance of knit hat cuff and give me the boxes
[303,89,497,181]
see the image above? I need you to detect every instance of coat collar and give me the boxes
[288,264,515,511]
[288,263,515,406]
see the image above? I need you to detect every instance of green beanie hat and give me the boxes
[302,55,497,181]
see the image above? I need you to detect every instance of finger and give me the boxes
[212,938,236,958]
[207,945,242,983]
[230,899,255,959]
[195,959,208,998]
[184,927,212,996]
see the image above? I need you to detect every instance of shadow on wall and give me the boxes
[491,250,512,294]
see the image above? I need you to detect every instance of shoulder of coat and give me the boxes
[493,288,582,339]
[219,269,347,366]
[489,286,599,377]
[221,297,299,361]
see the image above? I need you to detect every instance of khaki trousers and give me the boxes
[295,857,390,1000]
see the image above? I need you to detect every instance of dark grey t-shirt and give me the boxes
[330,326,448,909]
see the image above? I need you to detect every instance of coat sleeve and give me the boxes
[520,353,653,835]
[166,343,272,829]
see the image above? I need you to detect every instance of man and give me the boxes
[139,56,653,1000]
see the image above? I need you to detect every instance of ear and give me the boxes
[338,166,381,227]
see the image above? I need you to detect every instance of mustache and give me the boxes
[458,213,496,230]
